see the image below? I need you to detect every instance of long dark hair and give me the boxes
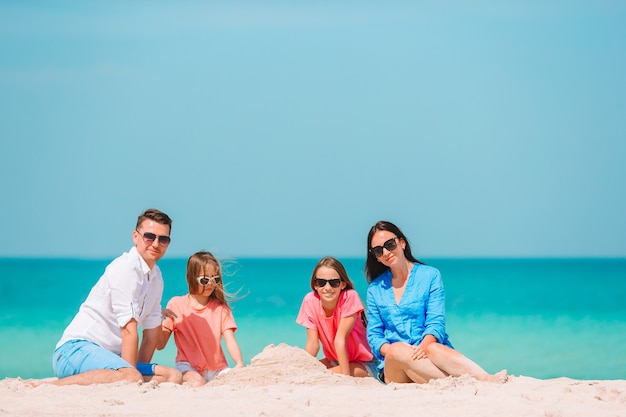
[364,220,424,284]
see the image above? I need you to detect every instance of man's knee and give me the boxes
[119,367,143,382]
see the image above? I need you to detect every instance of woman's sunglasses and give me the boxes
[136,230,171,246]
[369,237,399,258]
[197,275,221,286]
[314,278,342,288]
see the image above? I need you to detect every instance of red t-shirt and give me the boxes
[164,295,237,372]
[296,289,373,362]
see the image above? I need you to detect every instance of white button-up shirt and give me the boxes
[56,247,164,355]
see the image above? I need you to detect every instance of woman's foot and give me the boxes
[477,369,509,383]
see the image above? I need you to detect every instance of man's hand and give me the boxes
[161,308,177,320]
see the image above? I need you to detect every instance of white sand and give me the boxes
[2,344,625,417]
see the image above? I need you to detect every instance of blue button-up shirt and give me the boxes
[366,263,452,365]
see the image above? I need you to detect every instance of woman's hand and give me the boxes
[410,335,437,361]
[410,345,428,361]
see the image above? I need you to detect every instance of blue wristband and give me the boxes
[136,362,156,376]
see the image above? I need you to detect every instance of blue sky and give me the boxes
[1,1,624,259]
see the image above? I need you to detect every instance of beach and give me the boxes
[2,344,625,417]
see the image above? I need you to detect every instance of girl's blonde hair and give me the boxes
[186,251,240,305]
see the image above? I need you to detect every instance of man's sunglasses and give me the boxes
[369,237,399,258]
[197,275,221,286]
[314,278,342,288]
[136,230,171,246]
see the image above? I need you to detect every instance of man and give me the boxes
[50,209,182,385]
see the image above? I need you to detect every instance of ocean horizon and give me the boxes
[1,256,625,381]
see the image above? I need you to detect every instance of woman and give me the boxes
[365,221,507,384]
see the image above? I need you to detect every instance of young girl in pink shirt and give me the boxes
[296,257,378,378]
[157,251,244,386]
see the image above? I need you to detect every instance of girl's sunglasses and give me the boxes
[369,237,399,258]
[314,278,342,288]
[197,275,220,286]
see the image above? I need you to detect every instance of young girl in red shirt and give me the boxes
[296,257,378,378]
[158,251,244,386]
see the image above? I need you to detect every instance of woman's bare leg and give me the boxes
[384,342,448,383]
[426,343,508,382]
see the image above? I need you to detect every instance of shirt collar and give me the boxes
[129,246,152,276]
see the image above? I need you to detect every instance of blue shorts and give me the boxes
[52,340,132,379]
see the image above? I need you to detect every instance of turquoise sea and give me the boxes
[1,257,625,381]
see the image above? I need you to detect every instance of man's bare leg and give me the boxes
[48,367,142,386]
[143,365,182,384]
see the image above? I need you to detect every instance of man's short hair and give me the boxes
[136,209,173,233]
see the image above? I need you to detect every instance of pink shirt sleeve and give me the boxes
[296,292,319,330]
[338,289,365,318]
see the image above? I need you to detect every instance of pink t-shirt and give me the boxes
[296,289,373,363]
[163,295,237,372]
